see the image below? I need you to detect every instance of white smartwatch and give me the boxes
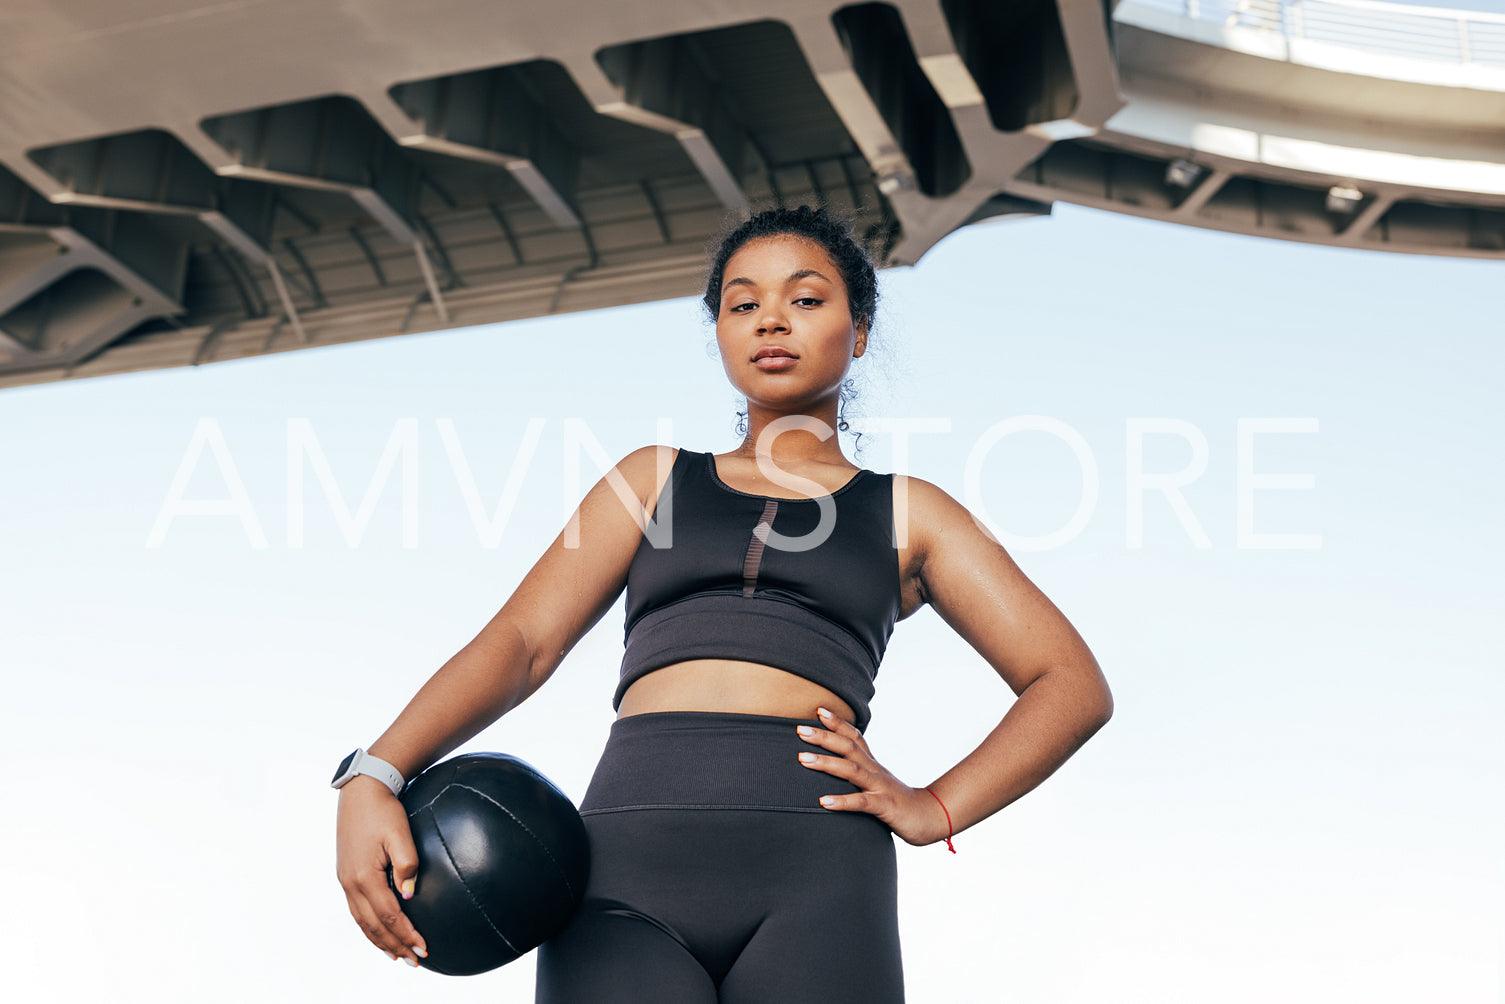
[331,748,405,797]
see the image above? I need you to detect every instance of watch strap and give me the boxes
[334,749,405,797]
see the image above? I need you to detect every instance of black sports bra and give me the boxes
[614,449,903,731]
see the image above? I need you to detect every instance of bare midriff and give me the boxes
[615,659,857,724]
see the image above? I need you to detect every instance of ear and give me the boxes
[853,322,869,359]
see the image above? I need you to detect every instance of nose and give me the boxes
[756,304,789,335]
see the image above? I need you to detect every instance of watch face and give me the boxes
[332,749,360,786]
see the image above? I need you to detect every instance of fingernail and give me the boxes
[817,707,832,718]
[413,945,428,959]
[820,796,837,807]
[796,725,814,736]
[799,752,816,764]
[400,878,415,900]
[404,956,418,968]
[385,951,398,962]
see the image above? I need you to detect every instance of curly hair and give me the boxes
[703,205,878,331]
[704,205,880,442]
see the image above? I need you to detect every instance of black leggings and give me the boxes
[535,710,905,1003]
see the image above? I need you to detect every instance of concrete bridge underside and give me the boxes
[0,0,1500,390]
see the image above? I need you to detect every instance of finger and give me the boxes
[383,837,430,960]
[795,723,841,750]
[340,865,404,957]
[346,888,411,961]
[817,790,874,813]
[359,867,428,962]
[797,749,868,786]
[816,707,869,751]
[388,835,420,910]
[799,723,865,766]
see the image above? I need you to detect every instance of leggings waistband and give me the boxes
[578,710,862,815]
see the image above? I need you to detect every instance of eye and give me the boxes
[794,297,823,308]
[727,301,757,314]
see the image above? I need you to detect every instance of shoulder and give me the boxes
[614,444,680,479]
[892,474,1005,563]
[893,474,990,534]
[611,445,683,509]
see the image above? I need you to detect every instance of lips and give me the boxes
[751,345,797,371]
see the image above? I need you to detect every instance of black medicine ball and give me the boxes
[392,752,590,976]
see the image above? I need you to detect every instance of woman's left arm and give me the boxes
[797,476,1113,847]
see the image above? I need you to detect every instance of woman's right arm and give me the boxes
[335,444,676,966]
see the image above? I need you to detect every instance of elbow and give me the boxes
[1094,688,1114,731]
[1059,659,1113,735]
[484,617,550,709]
[1088,675,1114,732]
[1026,661,1114,735]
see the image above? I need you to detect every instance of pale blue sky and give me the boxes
[1,202,1500,1002]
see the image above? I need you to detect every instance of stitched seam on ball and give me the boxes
[431,818,522,956]
[406,791,448,817]
[451,783,580,901]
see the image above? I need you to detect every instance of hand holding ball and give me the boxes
[391,752,590,976]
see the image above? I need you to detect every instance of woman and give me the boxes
[335,205,1113,1002]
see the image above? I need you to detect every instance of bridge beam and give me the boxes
[25,131,306,341]
[570,39,751,214]
[200,96,451,322]
[381,66,583,230]
[0,163,187,368]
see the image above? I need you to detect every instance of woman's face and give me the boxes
[714,235,867,421]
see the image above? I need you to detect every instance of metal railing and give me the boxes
[1123,0,1505,68]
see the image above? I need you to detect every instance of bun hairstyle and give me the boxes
[702,205,879,333]
[704,205,881,443]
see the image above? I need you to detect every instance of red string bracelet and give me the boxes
[923,786,956,853]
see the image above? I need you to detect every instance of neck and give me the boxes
[735,403,850,468]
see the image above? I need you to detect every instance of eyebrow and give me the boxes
[723,269,834,293]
